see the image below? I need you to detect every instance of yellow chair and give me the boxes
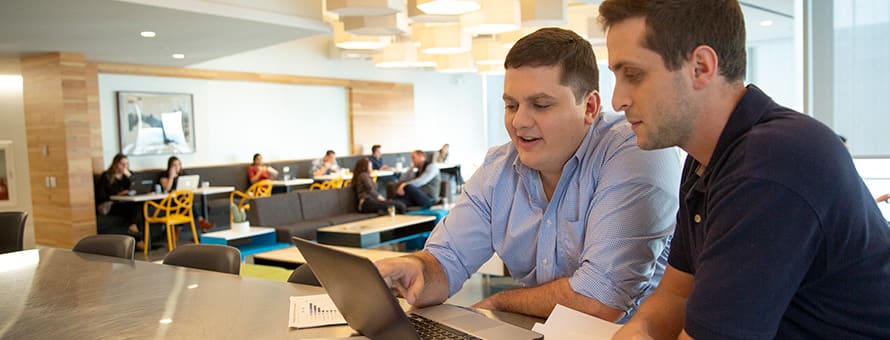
[143,189,198,256]
[229,179,273,227]
[309,179,342,190]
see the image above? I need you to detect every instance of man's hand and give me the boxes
[877,193,890,203]
[375,256,426,305]
[396,183,407,196]
[472,294,499,310]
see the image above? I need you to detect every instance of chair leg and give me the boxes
[144,221,151,256]
[190,220,200,244]
[166,223,174,251]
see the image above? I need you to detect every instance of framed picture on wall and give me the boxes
[117,91,195,156]
[0,140,16,206]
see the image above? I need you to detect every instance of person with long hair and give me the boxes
[352,158,405,214]
[96,153,146,250]
[158,156,214,231]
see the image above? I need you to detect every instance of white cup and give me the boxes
[201,181,210,188]
[387,205,396,217]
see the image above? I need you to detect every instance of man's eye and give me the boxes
[505,103,518,111]
[533,104,551,110]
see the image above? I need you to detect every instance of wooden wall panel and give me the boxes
[21,52,98,247]
[350,84,416,153]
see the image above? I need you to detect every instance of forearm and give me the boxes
[160,178,172,192]
[409,251,451,307]
[618,266,691,339]
[481,278,623,320]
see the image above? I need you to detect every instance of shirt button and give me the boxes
[694,214,702,223]
[546,219,552,224]
[542,259,549,265]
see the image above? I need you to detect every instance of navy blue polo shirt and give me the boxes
[670,85,890,339]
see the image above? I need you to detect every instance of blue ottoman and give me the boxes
[403,209,449,250]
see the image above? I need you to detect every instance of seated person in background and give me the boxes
[352,158,406,214]
[394,150,440,209]
[248,153,278,184]
[311,150,340,177]
[96,153,146,250]
[369,144,389,170]
[432,143,449,163]
[598,0,890,338]
[375,28,680,321]
[159,156,214,231]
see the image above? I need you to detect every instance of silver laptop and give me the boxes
[175,174,200,191]
[292,237,543,340]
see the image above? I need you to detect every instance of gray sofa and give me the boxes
[247,188,377,243]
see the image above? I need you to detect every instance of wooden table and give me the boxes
[316,215,436,248]
[253,244,407,269]
[0,248,541,338]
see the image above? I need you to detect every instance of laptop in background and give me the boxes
[175,174,200,191]
[292,237,543,340]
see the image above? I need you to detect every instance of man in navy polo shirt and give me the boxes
[600,0,890,339]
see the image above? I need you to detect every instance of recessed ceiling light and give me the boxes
[760,20,774,27]
[172,53,185,59]
[140,31,156,38]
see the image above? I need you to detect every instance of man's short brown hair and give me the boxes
[598,0,747,82]
[504,27,599,104]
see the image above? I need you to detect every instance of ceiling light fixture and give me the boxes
[140,31,156,38]
[417,23,471,55]
[520,0,568,26]
[326,0,403,16]
[171,53,185,59]
[373,41,438,68]
[461,0,521,35]
[760,20,774,27]
[333,21,392,50]
[416,0,481,15]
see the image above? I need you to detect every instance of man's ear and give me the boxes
[584,90,602,124]
[690,45,719,89]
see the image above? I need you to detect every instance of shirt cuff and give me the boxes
[568,264,636,312]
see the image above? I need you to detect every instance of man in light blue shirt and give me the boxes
[376,28,680,322]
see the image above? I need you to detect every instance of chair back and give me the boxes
[309,179,342,190]
[73,234,135,260]
[163,244,241,274]
[287,265,321,286]
[246,179,273,197]
[0,211,28,254]
[146,189,194,220]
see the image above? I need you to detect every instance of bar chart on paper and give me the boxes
[289,294,347,328]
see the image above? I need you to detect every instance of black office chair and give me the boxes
[287,265,321,286]
[162,244,241,275]
[72,234,136,260]
[0,211,28,254]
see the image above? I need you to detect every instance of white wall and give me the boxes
[97,35,490,172]
[191,35,488,171]
[0,59,34,248]
[99,74,349,170]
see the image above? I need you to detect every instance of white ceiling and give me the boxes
[0,0,330,66]
[0,0,795,68]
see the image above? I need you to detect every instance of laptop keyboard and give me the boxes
[408,313,482,340]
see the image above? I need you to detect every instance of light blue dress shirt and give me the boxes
[424,112,681,318]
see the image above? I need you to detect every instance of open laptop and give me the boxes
[292,237,543,340]
[175,174,200,191]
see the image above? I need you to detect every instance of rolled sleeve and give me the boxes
[569,139,679,312]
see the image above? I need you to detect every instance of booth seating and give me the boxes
[247,188,377,243]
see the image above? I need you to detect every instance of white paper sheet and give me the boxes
[531,304,622,339]
[289,295,348,329]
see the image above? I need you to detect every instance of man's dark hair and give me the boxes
[504,27,599,104]
[599,0,747,83]
[325,150,336,156]
[252,153,261,162]
[371,145,381,153]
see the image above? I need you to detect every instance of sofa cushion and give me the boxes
[298,189,343,220]
[274,219,332,242]
[249,191,303,227]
